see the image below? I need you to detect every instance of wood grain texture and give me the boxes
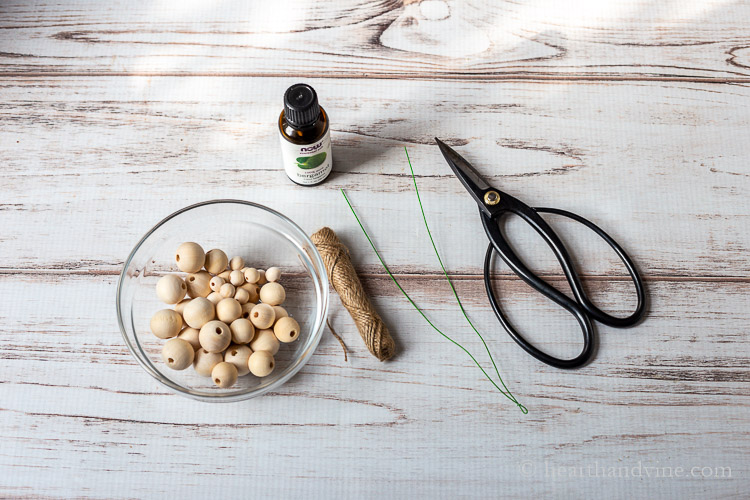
[1,0,749,498]
[1,274,748,498]
[3,0,750,80]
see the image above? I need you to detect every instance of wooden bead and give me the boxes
[207,291,223,305]
[249,303,275,329]
[249,328,280,355]
[186,271,212,298]
[174,298,191,315]
[216,298,242,323]
[193,349,223,377]
[229,256,245,271]
[199,320,232,353]
[248,350,275,377]
[156,274,187,304]
[212,361,238,388]
[265,266,282,282]
[229,269,245,286]
[234,288,250,304]
[272,306,288,320]
[209,275,225,292]
[219,283,236,298]
[224,344,252,376]
[274,316,300,343]
[256,269,267,286]
[178,327,201,350]
[182,297,215,329]
[150,309,182,339]
[175,242,205,273]
[240,283,260,303]
[240,302,254,321]
[230,318,255,344]
[218,270,231,281]
[244,267,260,284]
[161,338,195,370]
[259,282,285,306]
[204,248,228,275]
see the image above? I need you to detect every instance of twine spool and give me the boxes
[311,227,395,361]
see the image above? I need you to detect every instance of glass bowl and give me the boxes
[116,200,329,402]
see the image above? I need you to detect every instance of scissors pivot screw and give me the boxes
[484,191,501,206]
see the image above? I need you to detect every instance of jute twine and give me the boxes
[311,227,396,361]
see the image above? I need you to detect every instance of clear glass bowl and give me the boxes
[116,200,329,402]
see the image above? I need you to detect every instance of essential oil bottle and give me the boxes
[278,83,332,186]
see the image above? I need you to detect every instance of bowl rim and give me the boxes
[116,199,329,402]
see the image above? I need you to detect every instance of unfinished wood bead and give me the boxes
[199,320,232,353]
[186,271,212,298]
[218,270,232,281]
[207,291,223,305]
[182,297,215,329]
[256,269,267,286]
[204,248,228,275]
[230,318,255,344]
[193,349,223,377]
[229,269,245,286]
[265,267,282,283]
[209,275,225,292]
[224,344,252,376]
[240,302,254,321]
[176,242,205,273]
[219,283,236,298]
[240,283,260,303]
[244,267,260,284]
[229,256,245,271]
[216,298,242,323]
[156,274,187,304]
[174,298,191,315]
[178,327,201,350]
[162,338,195,370]
[249,328,280,355]
[259,282,285,306]
[274,316,300,343]
[234,288,250,304]
[272,306,288,320]
[212,361,238,388]
[249,303,275,329]
[248,350,275,377]
[150,309,182,339]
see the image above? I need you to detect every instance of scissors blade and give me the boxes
[435,138,494,212]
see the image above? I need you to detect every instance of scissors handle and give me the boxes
[480,196,646,369]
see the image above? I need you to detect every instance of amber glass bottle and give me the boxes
[278,83,332,186]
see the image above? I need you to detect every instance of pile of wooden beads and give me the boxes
[150,242,300,388]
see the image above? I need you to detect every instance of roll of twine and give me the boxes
[311,227,395,361]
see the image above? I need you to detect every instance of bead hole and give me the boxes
[290,331,296,337]
[176,254,180,261]
[215,378,220,384]
[189,277,195,282]
[216,328,222,334]
[168,358,174,363]
[231,350,237,356]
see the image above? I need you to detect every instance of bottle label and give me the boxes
[279,127,332,185]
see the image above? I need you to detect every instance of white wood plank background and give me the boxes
[1,1,749,498]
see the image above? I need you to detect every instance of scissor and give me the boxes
[436,138,646,369]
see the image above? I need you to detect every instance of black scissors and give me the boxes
[436,138,646,369]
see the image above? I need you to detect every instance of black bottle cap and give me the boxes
[283,83,321,128]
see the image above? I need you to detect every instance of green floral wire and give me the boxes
[403,147,526,413]
[342,170,527,413]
